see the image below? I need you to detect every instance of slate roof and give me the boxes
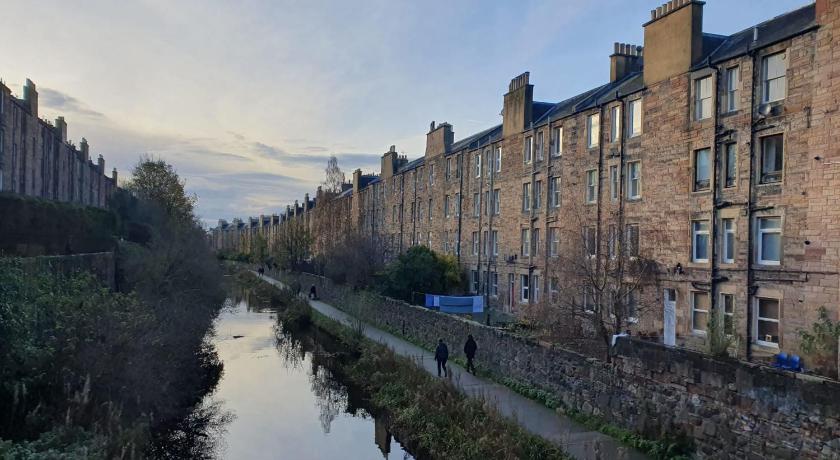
[697,3,816,68]
[449,124,503,154]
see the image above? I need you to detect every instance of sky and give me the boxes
[0,0,809,227]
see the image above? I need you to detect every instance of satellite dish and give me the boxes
[758,103,772,117]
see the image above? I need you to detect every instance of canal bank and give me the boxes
[255,271,648,460]
[195,281,414,459]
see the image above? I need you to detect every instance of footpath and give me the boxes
[256,272,648,460]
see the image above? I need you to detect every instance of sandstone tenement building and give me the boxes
[0,79,117,207]
[214,0,840,365]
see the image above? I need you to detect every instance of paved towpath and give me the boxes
[256,272,648,460]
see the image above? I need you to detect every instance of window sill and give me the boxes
[627,197,642,202]
[692,330,708,337]
[753,341,779,350]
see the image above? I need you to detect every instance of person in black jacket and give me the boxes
[434,339,449,377]
[463,335,477,374]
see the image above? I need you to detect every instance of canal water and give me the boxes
[198,291,413,459]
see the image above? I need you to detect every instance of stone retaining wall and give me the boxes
[281,270,840,459]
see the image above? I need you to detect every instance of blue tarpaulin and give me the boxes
[424,294,484,313]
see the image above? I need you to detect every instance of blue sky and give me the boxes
[0,0,808,226]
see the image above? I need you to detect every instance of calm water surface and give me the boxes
[205,293,413,459]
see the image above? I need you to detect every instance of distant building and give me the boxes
[0,79,117,207]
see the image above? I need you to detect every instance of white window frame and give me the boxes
[725,66,739,112]
[587,113,600,148]
[521,228,531,256]
[471,270,480,293]
[549,176,561,208]
[522,183,531,212]
[609,165,618,202]
[756,216,782,266]
[585,169,597,203]
[724,143,737,188]
[549,227,559,257]
[694,76,713,120]
[722,218,735,264]
[472,232,478,255]
[495,147,502,173]
[720,293,735,336]
[628,99,642,137]
[533,228,540,256]
[444,195,450,218]
[533,275,541,303]
[551,127,563,157]
[454,192,460,217]
[536,131,544,162]
[692,220,710,263]
[524,136,533,164]
[534,180,542,210]
[610,105,621,142]
[760,134,783,184]
[627,161,641,200]
[492,189,500,215]
[490,272,499,297]
[694,148,711,191]
[691,291,710,335]
[475,152,482,178]
[491,230,499,256]
[473,192,480,217]
[754,297,781,348]
[762,52,787,104]
[585,226,597,258]
[520,274,530,302]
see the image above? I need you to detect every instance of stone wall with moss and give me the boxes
[284,270,840,459]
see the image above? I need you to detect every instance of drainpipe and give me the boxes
[617,93,628,331]
[710,61,722,345]
[595,103,606,326]
[745,48,759,362]
[486,140,497,317]
[457,152,464,264]
[476,147,484,298]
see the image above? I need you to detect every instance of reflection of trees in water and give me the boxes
[274,324,307,370]
[148,399,234,459]
[309,364,349,434]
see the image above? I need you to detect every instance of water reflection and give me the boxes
[163,286,413,459]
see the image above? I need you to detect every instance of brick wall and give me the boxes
[283,270,840,459]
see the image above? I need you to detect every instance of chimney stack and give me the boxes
[80,138,90,162]
[610,43,644,82]
[22,79,38,118]
[54,117,67,143]
[112,168,118,184]
[502,72,534,137]
[381,145,400,179]
[425,121,454,158]
[643,0,705,85]
[97,154,105,172]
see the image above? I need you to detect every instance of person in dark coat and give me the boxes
[434,339,449,377]
[309,284,317,300]
[463,335,477,374]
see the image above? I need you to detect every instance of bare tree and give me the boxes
[322,229,388,288]
[323,156,345,194]
[273,218,313,270]
[547,204,666,360]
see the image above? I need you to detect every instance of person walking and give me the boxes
[434,339,449,377]
[309,285,317,300]
[463,334,477,374]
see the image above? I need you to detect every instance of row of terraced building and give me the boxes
[213,0,840,364]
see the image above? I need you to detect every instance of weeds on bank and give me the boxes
[266,270,693,459]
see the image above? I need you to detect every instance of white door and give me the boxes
[663,288,677,346]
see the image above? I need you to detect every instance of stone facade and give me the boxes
[0,79,117,207]
[213,1,840,368]
[283,270,840,459]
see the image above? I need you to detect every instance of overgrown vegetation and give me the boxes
[378,245,462,303]
[0,158,225,457]
[798,306,840,378]
[304,309,568,458]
